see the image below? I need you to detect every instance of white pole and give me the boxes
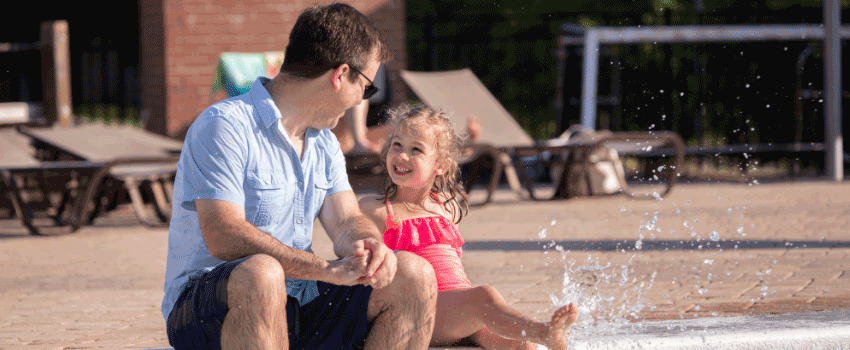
[580,30,599,130]
[824,0,844,181]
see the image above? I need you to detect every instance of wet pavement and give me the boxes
[1,179,848,349]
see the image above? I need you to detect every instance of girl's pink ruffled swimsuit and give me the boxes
[383,200,472,291]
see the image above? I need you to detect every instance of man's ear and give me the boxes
[331,64,349,90]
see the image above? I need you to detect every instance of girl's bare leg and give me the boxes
[472,327,534,350]
[431,285,578,350]
[430,288,490,345]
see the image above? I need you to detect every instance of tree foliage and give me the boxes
[407,0,846,146]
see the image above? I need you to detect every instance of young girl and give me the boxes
[358,105,578,350]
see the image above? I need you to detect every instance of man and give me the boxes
[162,3,438,349]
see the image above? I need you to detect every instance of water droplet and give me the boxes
[551,220,557,226]
[538,228,547,239]
[710,231,720,241]
[621,207,627,212]
[737,226,744,234]
[766,104,771,108]
[522,330,526,336]
[694,305,701,311]
[745,83,750,88]
[728,208,733,213]
[704,259,714,265]
[761,285,768,291]
[699,289,708,295]
[679,92,684,96]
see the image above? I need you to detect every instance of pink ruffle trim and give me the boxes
[383,216,465,256]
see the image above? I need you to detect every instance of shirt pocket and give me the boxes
[246,169,288,226]
[311,175,334,212]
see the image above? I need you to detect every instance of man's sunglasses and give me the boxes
[350,67,380,100]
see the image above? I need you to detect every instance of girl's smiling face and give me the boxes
[386,124,444,190]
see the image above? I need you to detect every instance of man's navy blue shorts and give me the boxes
[166,258,373,350]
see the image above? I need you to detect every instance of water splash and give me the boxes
[548,256,656,342]
[709,231,720,242]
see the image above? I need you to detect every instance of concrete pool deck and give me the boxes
[1,180,848,349]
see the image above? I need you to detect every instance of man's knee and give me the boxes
[394,251,437,293]
[228,254,287,305]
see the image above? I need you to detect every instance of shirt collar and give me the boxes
[249,77,282,129]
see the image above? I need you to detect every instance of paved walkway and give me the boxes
[1,180,848,348]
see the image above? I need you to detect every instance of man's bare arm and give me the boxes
[196,199,366,285]
[319,190,396,288]
[319,191,383,257]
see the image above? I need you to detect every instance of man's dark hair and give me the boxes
[282,3,390,80]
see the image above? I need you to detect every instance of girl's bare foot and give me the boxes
[544,303,578,350]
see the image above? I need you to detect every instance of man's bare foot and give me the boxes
[544,303,578,350]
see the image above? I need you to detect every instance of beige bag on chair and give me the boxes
[586,147,627,195]
[553,125,627,197]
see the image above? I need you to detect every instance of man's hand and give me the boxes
[357,238,397,289]
[325,254,369,286]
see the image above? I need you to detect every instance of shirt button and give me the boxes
[296,218,302,224]
[298,181,303,187]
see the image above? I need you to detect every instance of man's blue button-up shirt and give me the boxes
[162,78,351,321]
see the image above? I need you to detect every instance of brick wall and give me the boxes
[140,0,406,138]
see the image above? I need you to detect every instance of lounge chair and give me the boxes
[6,124,181,233]
[400,68,685,203]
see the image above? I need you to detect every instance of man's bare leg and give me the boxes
[364,251,438,349]
[220,254,289,350]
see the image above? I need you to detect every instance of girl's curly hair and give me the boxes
[379,104,469,223]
